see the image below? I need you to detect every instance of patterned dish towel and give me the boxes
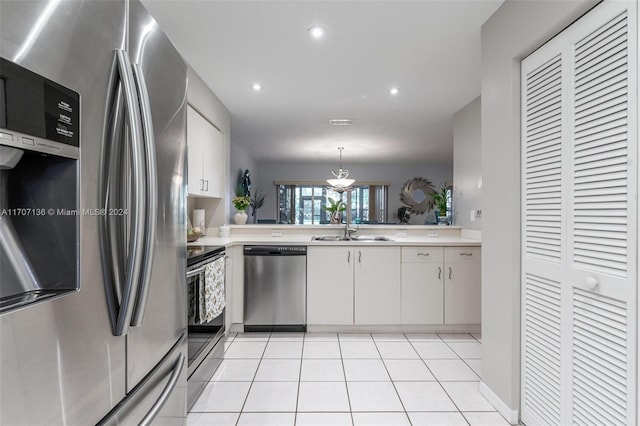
[199,257,226,324]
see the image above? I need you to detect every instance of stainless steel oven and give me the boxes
[186,245,225,410]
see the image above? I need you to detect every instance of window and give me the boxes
[276,182,388,224]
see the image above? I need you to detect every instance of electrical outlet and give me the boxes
[470,210,476,222]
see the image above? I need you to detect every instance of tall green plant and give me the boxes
[431,186,449,214]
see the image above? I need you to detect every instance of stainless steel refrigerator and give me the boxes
[0,0,188,424]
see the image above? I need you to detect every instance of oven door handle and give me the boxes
[187,266,206,278]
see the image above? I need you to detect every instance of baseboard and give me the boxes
[231,323,481,335]
[306,324,481,333]
[479,382,519,425]
[229,323,244,333]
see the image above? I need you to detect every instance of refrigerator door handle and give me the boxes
[100,61,126,333]
[139,353,185,426]
[130,62,157,327]
[100,50,147,336]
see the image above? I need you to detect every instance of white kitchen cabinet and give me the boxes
[307,246,401,325]
[307,244,478,326]
[354,247,401,324]
[401,247,444,324]
[443,247,481,324]
[187,105,224,198]
[307,246,354,325]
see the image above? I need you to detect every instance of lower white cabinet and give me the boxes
[444,247,481,324]
[401,247,444,324]
[307,246,354,325]
[307,245,479,326]
[354,247,401,324]
[401,246,481,325]
[307,246,401,325]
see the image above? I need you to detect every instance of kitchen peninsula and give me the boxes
[189,225,481,334]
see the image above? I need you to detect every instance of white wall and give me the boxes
[480,0,599,418]
[255,161,452,225]
[186,67,231,231]
[453,96,482,230]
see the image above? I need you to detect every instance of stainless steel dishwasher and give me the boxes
[244,245,307,332]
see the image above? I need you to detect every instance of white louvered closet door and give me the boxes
[521,2,637,425]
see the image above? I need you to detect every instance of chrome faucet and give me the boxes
[338,200,357,240]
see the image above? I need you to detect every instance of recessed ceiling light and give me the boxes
[389,87,400,95]
[329,119,353,126]
[307,26,326,39]
[251,83,262,91]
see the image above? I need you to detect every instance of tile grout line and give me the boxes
[404,334,472,426]
[337,333,355,426]
[436,336,482,423]
[293,334,305,425]
[235,332,271,425]
[370,334,412,425]
[439,334,482,382]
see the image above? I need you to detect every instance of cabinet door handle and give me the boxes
[358,251,362,263]
[348,251,351,263]
[438,267,442,280]
[205,180,209,191]
[459,252,473,256]
[199,179,204,191]
[417,253,430,256]
[449,267,452,280]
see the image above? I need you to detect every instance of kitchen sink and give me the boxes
[351,235,392,241]
[312,235,392,242]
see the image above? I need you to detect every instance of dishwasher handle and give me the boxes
[243,245,307,256]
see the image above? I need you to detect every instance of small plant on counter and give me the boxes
[232,195,251,212]
[321,197,346,224]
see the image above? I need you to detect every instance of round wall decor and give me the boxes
[399,177,436,215]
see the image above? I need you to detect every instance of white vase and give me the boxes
[234,211,248,225]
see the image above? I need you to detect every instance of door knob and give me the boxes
[585,276,599,290]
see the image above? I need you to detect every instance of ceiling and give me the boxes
[141,0,503,165]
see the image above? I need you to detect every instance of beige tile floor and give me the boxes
[188,332,511,426]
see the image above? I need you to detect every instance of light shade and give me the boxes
[327,177,355,188]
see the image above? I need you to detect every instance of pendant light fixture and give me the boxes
[327,147,355,192]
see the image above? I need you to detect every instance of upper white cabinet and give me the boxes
[187,105,224,198]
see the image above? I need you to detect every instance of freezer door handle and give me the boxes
[130,62,157,327]
[139,353,185,426]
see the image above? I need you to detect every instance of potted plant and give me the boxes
[431,186,449,225]
[250,188,266,223]
[321,197,346,224]
[232,195,251,224]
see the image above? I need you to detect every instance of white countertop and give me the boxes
[188,234,480,248]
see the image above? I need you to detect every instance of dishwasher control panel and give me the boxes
[243,245,307,255]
